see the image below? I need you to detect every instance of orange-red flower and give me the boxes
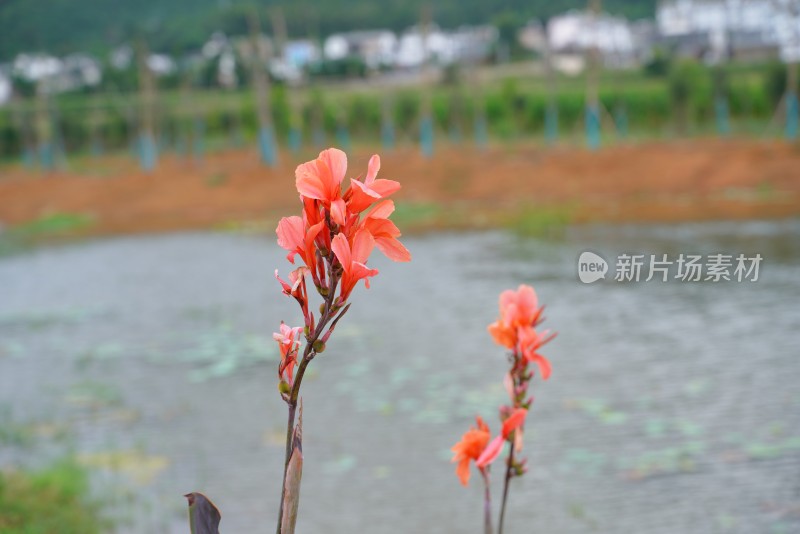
[360,200,411,262]
[499,285,543,328]
[474,408,528,469]
[451,416,492,486]
[487,284,554,380]
[295,148,347,205]
[273,322,302,386]
[346,155,401,214]
[276,217,324,268]
[518,327,555,380]
[501,408,527,440]
[331,229,379,302]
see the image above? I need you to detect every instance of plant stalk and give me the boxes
[481,469,494,534]
[498,442,515,534]
[276,255,341,534]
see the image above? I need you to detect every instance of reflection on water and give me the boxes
[1,220,799,533]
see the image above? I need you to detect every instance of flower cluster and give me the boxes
[451,284,555,530]
[451,410,527,486]
[273,148,410,394]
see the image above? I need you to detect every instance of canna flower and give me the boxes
[451,416,492,486]
[518,326,555,380]
[295,148,348,206]
[361,200,411,262]
[275,267,313,328]
[501,408,527,440]
[475,408,528,469]
[487,284,555,380]
[346,155,401,214]
[276,217,325,272]
[475,435,504,469]
[273,322,303,386]
[331,230,379,302]
[487,319,517,350]
[499,285,544,329]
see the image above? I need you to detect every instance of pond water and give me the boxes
[1,221,799,533]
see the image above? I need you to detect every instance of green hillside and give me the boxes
[0,0,656,61]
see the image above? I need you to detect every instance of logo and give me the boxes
[578,251,608,284]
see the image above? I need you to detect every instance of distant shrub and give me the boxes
[669,59,712,130]
[0,460,109,533]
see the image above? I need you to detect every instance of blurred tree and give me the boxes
[763,61,800,109]
[643,48,671,78]
[668,59,711,134]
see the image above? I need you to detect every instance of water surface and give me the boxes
[1,221,798,533]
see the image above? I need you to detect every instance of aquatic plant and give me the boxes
[451,284,556,534]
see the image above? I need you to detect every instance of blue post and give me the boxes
[449,123,462,143]
[545,103,558,144]
[381,120,395,150]
[288,126,302,152]
[474,111,488,148]
[22,146,34,167]
[585,104,600,150]
[193,117,206,162]
[138,133,157,172]
[53,116,66,168]
[336,124,351,151]
[786,91,799,141]
[233,120,244,148]
[176,127,187,156]
[258,125,278,166]
[160,129,171,153]
[420,115,434,157]
[91,137,104,157]
[312,127,325,149]
[38,142,54,170]
[715,96,730,136]
[614,105,628,139]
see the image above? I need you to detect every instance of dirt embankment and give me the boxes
[1,138,799,236]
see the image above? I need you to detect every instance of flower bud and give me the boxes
[318,286,329,297]
[313,340,326,353]
[278,380,291,394]
[319,302,327,315]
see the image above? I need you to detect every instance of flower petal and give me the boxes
[351,229,375,264]
[375,236,411,262]
[528,353,552,380]
[331,233,352,268]
[276,216,305,251]
[368,200,395,219]
[476,435,504,468]
[331,198,347,227]
[366,154,381,184]
[295,161,327,200]
[455,457,471,487]
[501,408,527,439]
[319,148,348,186]
[368,179,401,198]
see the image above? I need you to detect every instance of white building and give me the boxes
[11,53,102,93]
[394,24,497,68]
[548,10,638,70]
[657,0,799,62]
[324,30,396,68]
[0,72,11,106]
